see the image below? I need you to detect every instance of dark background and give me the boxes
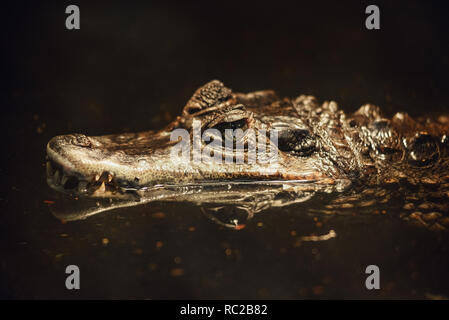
[1,0,449,299]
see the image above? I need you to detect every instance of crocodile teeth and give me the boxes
[92,182,106,196]
[53,170,61,185]
[78,181,87,193]
[61,174,68,186]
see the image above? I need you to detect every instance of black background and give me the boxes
[1,0,449,299]
[3,0,449,133]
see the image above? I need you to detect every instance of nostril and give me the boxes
[71,134,92,148]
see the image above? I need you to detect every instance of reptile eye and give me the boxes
[277,129,316,156]
[212,119,248,138]
[407,134,439,167]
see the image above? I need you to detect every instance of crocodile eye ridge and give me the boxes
[211,118,248,138]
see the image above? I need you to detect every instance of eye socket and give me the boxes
[186,106,202,115]
[211,118,248,136]
[277,129,316,156]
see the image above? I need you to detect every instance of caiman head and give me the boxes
[47,80,449,201]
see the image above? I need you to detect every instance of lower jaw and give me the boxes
[46,158,334,198]
[46,160,126,197]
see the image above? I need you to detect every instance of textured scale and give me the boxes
[46,80,449,230]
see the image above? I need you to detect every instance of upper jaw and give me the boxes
[46,134,130,197]
[46,130,334,198]
[46,118,327,195]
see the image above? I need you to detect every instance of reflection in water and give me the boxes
[48,176,449,233]
[49,180,347,225]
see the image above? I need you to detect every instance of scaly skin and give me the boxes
[46,80,449,229]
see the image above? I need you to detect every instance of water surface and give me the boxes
[2,0,449,299]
